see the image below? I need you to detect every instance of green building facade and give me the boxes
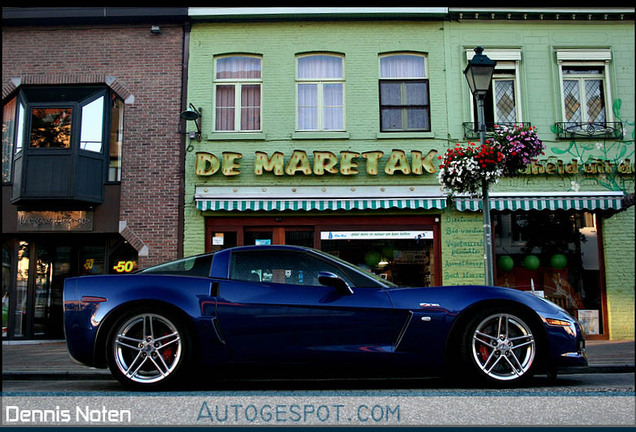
[183,8,634,340]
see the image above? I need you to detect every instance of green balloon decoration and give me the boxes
[551,254,567,270]
[523,255,540,271]
[497,255,514,272]
[364,250,381,267]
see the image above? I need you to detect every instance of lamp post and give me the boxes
[464,46,497,286]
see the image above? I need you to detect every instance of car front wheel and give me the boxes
[460,308,538,385]
[106,308,190,389]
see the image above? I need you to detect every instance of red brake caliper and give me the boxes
[479,345,491,362]
[161,332,174,363]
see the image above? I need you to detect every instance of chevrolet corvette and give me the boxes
[63,245,586,389]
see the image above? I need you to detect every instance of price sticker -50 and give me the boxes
[113,260,136,273]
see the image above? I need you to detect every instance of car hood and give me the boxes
[385,284,563,316]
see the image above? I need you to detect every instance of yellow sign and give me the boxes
[195,149,439,177]
[113,261,136,273]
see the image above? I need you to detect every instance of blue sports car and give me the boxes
[63,245,586,389]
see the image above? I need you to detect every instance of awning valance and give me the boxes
[454,191,624,212]
[195,185,447,212]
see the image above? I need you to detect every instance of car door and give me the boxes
[215,248,396,365]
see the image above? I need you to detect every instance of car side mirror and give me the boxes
[318,271,354,296]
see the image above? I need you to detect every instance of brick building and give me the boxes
[1,8,188,339]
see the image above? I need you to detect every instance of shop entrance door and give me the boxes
[11,241,67,339]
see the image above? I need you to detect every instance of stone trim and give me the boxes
[3,74,134,104]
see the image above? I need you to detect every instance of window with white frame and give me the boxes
[466,49,522,128]
[214,55,262,132]
[379,53,430,132]
[296,54,344,131]
[560,65,607,124]
[555,49,615,137]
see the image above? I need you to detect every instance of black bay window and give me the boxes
[4,86,123,205]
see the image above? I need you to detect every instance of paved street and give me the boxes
[2,339,634,426]
[2,371,634,392]
[2,373,634,427]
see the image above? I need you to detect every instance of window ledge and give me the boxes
[376,131,435,139]
[292,131,350,140]
[207,132,266,141]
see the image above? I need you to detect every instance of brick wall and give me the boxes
[2,23,184,267]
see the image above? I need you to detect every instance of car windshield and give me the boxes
[138,254,213,277]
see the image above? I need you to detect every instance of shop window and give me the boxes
[321,230,434,287]
[214,55,262,132]
[2,246,12,338]
[8,86,124,204]
[379,53,430,132]
[210,232,238,252]
[296,53,345,131]
[494,211,605,335]
[109,241,139,274]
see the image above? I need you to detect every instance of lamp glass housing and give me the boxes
[464,47,497,97]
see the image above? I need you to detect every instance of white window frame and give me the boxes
[466,49,523,124]
[378,52,430,132]
[295,53,345,132]
[213,54,263,132]
[556,49,613,124]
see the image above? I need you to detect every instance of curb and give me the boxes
[2,372,113,381]
[558,365,635,374]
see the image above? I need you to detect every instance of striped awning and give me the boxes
[454,191,624,212]
[195,185,447,212]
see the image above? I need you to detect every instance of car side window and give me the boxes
[139,254,213,277]
[230,250,351,287]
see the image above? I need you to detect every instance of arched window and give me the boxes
[296,53,345,131]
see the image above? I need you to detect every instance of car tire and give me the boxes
[458,307,539,386]
[106,306,192,390]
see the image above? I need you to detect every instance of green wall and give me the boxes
[184,20,449,256]
[185,17,634,339]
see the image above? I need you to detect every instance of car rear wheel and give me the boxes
[106,307,190,389]
[459,308,538,386]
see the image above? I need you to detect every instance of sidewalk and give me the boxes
[2,339,633,380]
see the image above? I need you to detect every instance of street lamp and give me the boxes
[180,103,203,141]
[464,46,497,286]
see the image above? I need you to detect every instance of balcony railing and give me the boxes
[553,122,623,140]
[462,122,532,140]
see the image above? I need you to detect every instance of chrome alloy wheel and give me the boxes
[113,313,182,384]
[471,313,536,381]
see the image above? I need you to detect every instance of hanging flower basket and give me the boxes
[489,124,545,176]
[438,142,504,196]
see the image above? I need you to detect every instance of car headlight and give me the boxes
[544,317,578,337]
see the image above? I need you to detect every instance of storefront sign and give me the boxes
[195,149,439,177]
[521,158,634,175]
[321,230,434,240]
[17,210,93,232]
[195,150,633,178]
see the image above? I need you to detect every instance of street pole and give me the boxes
[477,95,494,286]
[464,46,497,286]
